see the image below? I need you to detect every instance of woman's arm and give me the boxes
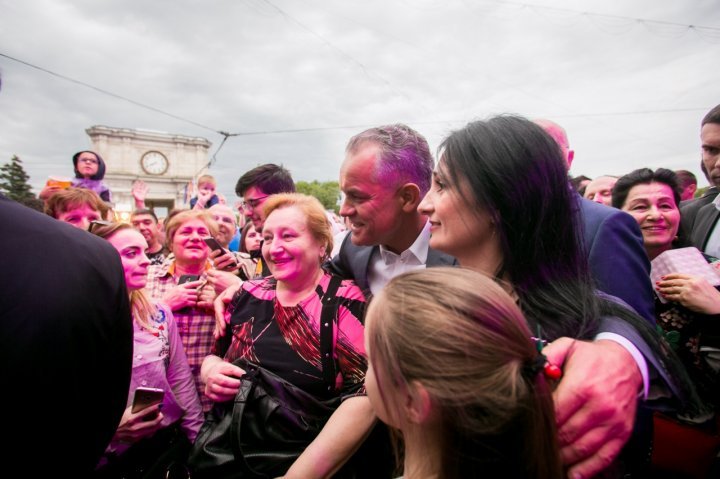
[163,308,204,441]
[283,396,376,479]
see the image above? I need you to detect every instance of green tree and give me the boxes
[0,155,35,202]
[295,180,341,213]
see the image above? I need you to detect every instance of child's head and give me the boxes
[197,174,217,194]
[72,151,105,180]
[364,267,562,478]
[45,187,109,230]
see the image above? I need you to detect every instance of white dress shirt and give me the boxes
[367,221,431,295]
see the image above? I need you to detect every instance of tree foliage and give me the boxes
[295,180,340,213]
[0,155,36,202]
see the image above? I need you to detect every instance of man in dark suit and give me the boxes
[329,124,456,295]
[0,194,133,476]
[536,119,655,324]
[684,104,720,255]
[680,164,717,236]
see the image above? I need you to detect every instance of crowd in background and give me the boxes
[4,103,720,478]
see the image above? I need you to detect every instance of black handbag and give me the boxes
[189,275,366,478]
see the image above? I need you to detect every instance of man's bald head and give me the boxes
[535,119,575,168]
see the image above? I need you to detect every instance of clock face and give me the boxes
[140,151,169,175]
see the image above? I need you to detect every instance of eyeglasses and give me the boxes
[78,157,99,164]
[87,220,114,233]
[240,195,269,211]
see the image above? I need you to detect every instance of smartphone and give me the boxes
[178,274,201,284]
[131,387,164,419]
[204,237,237,271]
[203,237,225,254]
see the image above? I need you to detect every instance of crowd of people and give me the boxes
[3,101,720,479]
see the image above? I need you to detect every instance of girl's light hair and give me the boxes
[163,209,218,251]
[91,222,157,332]
[262,193,333,259]
[366,267,562,478]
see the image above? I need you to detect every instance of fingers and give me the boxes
[565,437,626,479]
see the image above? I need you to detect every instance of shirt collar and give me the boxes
[713,193,720,211]
[377,221,431,265]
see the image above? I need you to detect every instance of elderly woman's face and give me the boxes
[261,206,326,286]
[171,218,211,264]
[621,182,680,255]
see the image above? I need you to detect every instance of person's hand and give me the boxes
[193,188,215,209]
[204,361,245,402]
[162,280,203,311]
[132,180,149,208]
[113,404,164,444]
[209,249,239,272]
[207,269,242,295]
[543,338,641,479]
[213,283,241,339]
[197,281,217,309]
[656,273,720,314]
[39,185,61,201]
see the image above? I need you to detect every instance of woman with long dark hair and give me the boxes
[418,115,698,477]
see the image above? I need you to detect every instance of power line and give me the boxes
[0,52,222,134]
[489,1,720,33]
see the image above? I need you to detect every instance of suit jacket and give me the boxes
[685,200,720,253]
[680,187,718,238]
[328,230,457,296]
[578,196,655,325]
[0,195,133,476]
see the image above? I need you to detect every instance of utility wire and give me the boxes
[489,1,720,33]
[0,52,222,134]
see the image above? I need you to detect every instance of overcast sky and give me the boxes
[1,0,719,203]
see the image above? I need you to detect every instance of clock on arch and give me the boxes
[140,151,169,175]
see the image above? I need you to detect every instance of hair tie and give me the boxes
[523,354,547,378]
[527,326,563,381]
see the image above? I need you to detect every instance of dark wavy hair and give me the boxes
[612,168,682,210]
[235,163,295,197]
[438,115,698,411]
[612,167,687,248]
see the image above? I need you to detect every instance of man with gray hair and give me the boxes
[330,123,456,295]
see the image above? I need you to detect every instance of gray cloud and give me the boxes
[1,0,718,203]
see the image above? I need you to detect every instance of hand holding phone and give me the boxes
[204,237,238,271]
[178,274,201,285]
[132,387,164,421]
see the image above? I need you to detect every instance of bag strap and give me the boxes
[320,274,343,393]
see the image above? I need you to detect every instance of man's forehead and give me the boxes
[340,144,381,188]
[131,214,155,223]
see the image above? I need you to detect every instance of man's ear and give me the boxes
[567,149,575,169]
[398,183,422,212]
[405,380,434,424]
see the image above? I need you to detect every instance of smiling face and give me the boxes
[261,206,326,287]
[209,204,237,248]
[107,229,150,291]
[170,218,211,265]
[57,203,102,230]
[76,152,99,178]
[339,143,404,248]
[418,162,498,269]
[620,181,680,260]
[242,185,270,231]
[131,213,162,248]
